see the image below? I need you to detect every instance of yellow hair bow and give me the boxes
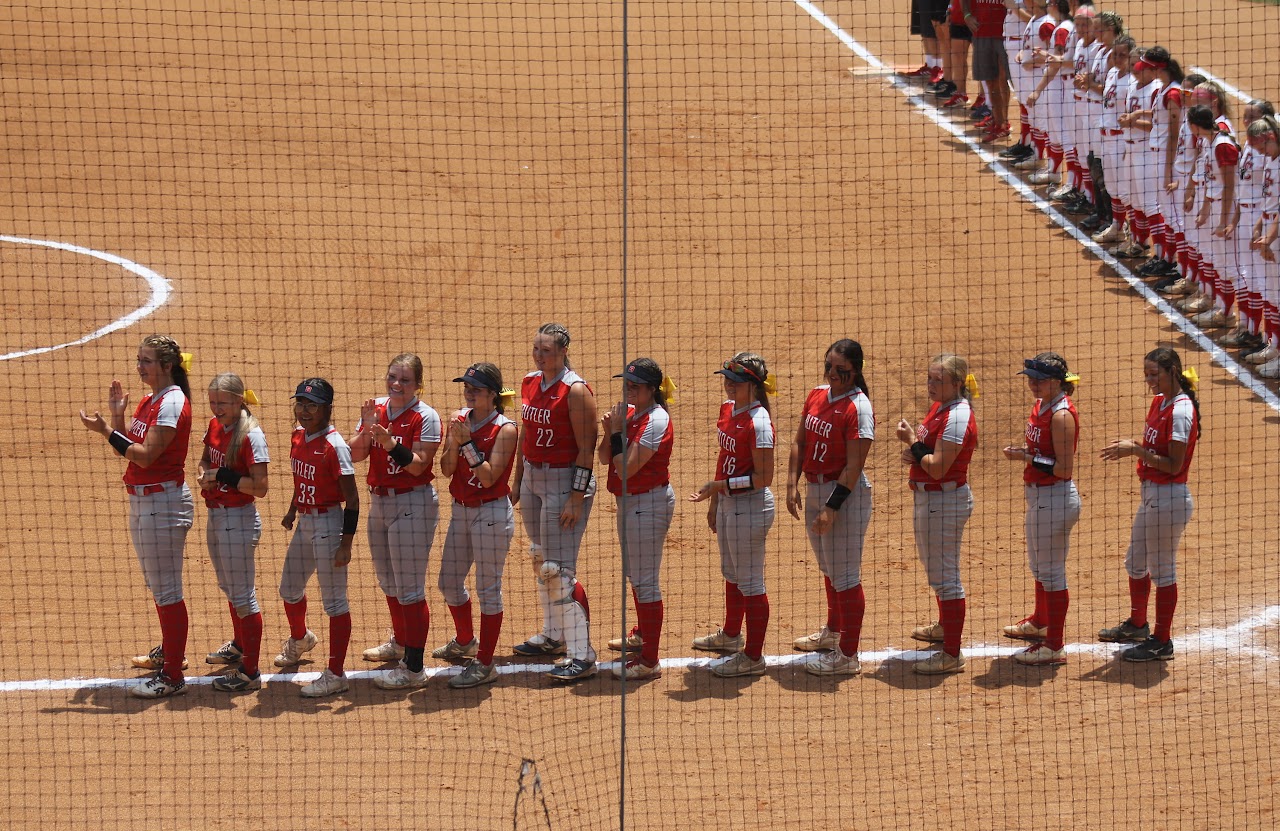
[1181,367,1199,392]
[500,388,518,408]
[964,372,981,399]
[762,374,778,396]
[1065,372,1082,386]
[244,389,262,406]
[659,375,678,405]
[179,353,194,373]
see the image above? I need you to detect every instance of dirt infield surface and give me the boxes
[2,1,1278,828]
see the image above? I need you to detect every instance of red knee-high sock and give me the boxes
[239,611,263,676]
[1128,575,1152,627]
[1111,198,1127,225]
[1049,144,1064,172]
[836,584,865,657]
[1032,580,1047,627]
[448,599,475,644]
[284,598,309,640]
[1045,589,1069,651]
[629,585,642,638]
[156,600,188,681]
[328,612,352,676]
[401,599,428,650]
[1154,583,1178,642]
[477,611,503,665]
[638,600,664,666]
[823,575,840,632]
[723,581,745,638]
[938,598,966,657]
[228,601,243,647]
[1218,275,1236,311]
[743,593,770,661]
[385,595,406,645]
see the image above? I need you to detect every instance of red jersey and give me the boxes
[449,409,516,503]
[908,398,978,487]
[290,425,355,509]
[607,404,673,496]
[356,397,442,489]
[520,369,592,465]
[715,401,774,481]
[202,419,270,507]
[1138,393,1198,485]
[122,385,191,487]
[1023,393,1078,486]
[799,385,875,479]
[969,0,1007,38]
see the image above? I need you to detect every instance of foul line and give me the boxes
[0,235,172,361]
[2,605,1276,694]
[795,2,1280,414]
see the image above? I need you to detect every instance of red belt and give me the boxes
[125,481,182,496]
[1265,212,1276,220]
[525,460,571,469]
[805,472,838,484]
[455,495,507,509]
[1102,129,1123,136]
[297,504,338,515]
[909,481,964,492]
[1239,202,1258,209]
[371,485,423,497]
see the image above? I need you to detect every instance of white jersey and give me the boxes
[1099,66,1124,131]
[1236,143,1266,208]
[1263,154,1280,216]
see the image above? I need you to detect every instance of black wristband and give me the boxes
[108,431,134,457]
[387,442,414,468]
[609,433,624,457]
[459,441,484,468]
[910,442,931,463]
[824,483,852,510]
[1031,455,1056,475]
[342,508,359,536]
[215,467,244,489]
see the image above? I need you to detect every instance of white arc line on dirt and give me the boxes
[794,3,1280,414]
[1,606,1275,695]
[0,235,172,361]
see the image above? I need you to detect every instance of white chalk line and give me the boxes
[799,3,1280,414]
[3,605,1276,694]
[0,235,172,361]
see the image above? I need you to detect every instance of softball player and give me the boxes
[197,373,270,693]
[599,358,676,681]
[895,354,979,675]
[1099,348,1199,662]
[1190,104,1242,330]
[786,340,874,677]
[689,352,776,678]
[80,335,194,698]
[435,363,518,689]
[510,323,600,682]
[348,354,442,691]
[275,378,360,697]
[1000,354,1080,666]
[1247,116,1280,374]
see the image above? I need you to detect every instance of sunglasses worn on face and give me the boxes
[824,361,853,382]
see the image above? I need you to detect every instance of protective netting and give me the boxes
[1,1,1277,828]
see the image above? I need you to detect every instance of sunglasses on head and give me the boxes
[722,360,763,383]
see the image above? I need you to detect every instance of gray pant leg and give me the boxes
[473,498,515,614]
[805,478,872,592]
[383,486,438,604]
[719,488,774,596]
[206,504,262,614]
[438,509,475,608]
[279,519,319,604]
[308,511,351,616]
[913,486,971,601]
[525,465,594,574]
[1125,483,1192,587]
[619,485,675,604]
[1025,482,1080,592]
[129,484,193,606]
[366,493,397,597]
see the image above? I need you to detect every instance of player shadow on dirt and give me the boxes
[969,655,1062,689]
[859,655,971,690]
[1074,655,1171,688]
[39,676,240,715]
[663,663,771,702]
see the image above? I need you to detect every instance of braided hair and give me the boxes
[142,334,191,399]
[1145,347,1201,437]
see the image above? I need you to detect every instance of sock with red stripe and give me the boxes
[1019,104,1031,143]
[723,581,745,638]
[327,612,352,676]
[448,599,475,645]
[1154,584,1178,642]
[156,600,188,682]
[385,595,406,646]
[477,611,503,666]
[284,597,309,640]
[1045,589,1069,651]
[638,600,664,666]
[938,597,966,657]
[824,575,840,632]
[1128,575,1152,628]
[1111,199,1127,226]
[1132,210,1150,245]
[743,593,770,661]
[836,584,865,657]
[239,611,263,676]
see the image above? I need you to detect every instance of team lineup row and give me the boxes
[907,0,1280,377]
[78,327,1200,699]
